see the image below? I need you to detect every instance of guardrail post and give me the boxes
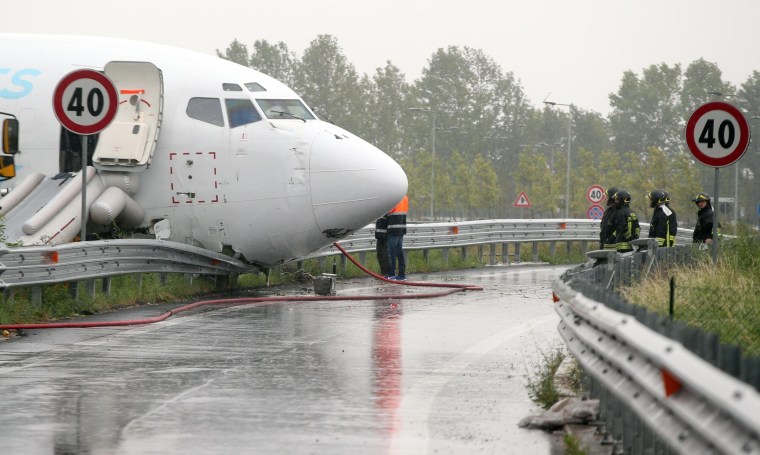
[69,282,80,300]
[2,289,14,306]
[489,244,496,265]
[442,248,449,267]
[296,260,304,270]
[478,245,484,262]
[317,257,326,272]
[580,241,588,256]
[566,241,573,255]
[461,246,468,261]
[358,252,366,265]
[502,243,509,264]
[549,241,556,259]
[340,254,347,272]
[85,279,96,298]
[159,273,168,286]
[136,274,143,293]
[532,242,539,262]
[102,277,112,296]
[423,249,429,263]
[514,243,521,263]
[30,287,41,307]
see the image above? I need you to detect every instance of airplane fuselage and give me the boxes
[0,34,407,266]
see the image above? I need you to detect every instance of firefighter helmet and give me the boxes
[692,192,711,203]
[647,189,667,208]
[605,187,618,206]
[613,190,631,205]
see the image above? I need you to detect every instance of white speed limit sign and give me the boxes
[685,101,750,168]
[586,185,605,204]
[52,69,118,135]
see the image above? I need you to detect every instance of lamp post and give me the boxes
[543,100,573,218]
[409,108,437,220]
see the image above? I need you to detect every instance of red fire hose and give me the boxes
[0,242,482,330]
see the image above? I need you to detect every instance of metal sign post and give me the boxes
[52,69,118,242]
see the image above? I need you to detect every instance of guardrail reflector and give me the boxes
[210,259,220,265]
[44,252,59,264]
[558,222,567,230]
[661,368,682,397]
[449,226,459,234]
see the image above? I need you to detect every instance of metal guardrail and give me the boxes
[553,249,760,454]
[0,219,694,291]
[305,219,604,259]
[0,239,256,289]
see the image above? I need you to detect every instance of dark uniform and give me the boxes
[692,192,719,243]
[374,215,390,276]
[599,187,618,250]
[612,190,640,253]
[647,189,677,247]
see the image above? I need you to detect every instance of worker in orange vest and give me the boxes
[386,195,408,280]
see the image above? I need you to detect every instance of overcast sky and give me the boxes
[6,0,760,115]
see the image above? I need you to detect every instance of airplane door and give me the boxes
[93,61,163,172]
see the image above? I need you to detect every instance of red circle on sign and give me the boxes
[587,204,604,220]
[685,101,750,167]
[53,69,118,135]
[586,185,605,204]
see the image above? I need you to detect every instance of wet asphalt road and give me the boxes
[0,264,570,454]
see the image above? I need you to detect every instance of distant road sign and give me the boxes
[513,191,532,208]
[586,185,605,204]
[685,101,750,168]
[587,204,604,220]
[53,69,118,135]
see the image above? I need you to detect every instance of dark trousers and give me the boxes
[387,234,405,277]
[376,238,390,276]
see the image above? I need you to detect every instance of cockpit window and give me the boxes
[225,98,262,128]
[186,97,224,127]
[223,83,243,91]
[257,99,315,120]
[245,82,266,92]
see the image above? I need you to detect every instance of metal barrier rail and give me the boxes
[553,279,760,454]
[305,219,604,259]
[0,239,256,288]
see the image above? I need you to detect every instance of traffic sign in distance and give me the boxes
[685,101,750,168]
[586,185,605,204]
[513,191,532,208]
[53,69,118,135]
[587,204,604,220]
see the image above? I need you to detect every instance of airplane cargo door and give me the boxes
[93,61,163,172]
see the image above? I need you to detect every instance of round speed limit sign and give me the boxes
[685,101,750,168]
[53,69,118,135]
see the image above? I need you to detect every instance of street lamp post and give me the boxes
[409,108,436,220]
[544,100,573,218]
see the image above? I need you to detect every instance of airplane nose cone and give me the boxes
[310,128,407,237]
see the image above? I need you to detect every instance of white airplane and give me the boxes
[0,34,407,267]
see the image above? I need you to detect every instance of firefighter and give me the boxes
[612,190,640,253]
[599,186,618,250]
[692,192,719,244]
[646,189,677,247]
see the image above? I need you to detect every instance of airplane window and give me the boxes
[225,98,262,128]
[245,82,266,92]
[223,83,243,91]
[256,99,316,120]
[186,98,224,127]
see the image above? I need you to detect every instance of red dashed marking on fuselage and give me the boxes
[169,151,221,205]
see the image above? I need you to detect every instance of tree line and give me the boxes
[218,35,760,227]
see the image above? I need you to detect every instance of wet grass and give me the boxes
[619,232,760,356]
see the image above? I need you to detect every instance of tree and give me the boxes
[609,63,683,155]
[249,39,297,85]
[216,39,250,66]
[292,35,366,134]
